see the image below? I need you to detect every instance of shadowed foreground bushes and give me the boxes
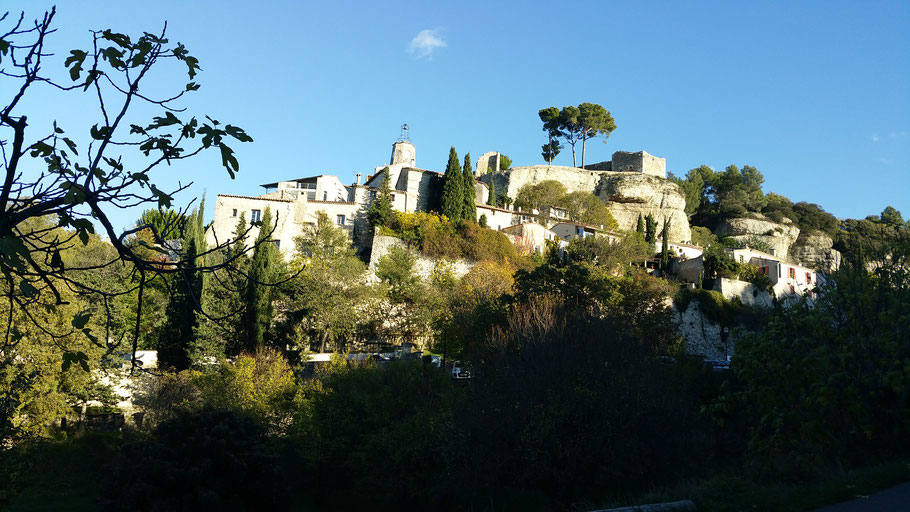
[104,409,290,511]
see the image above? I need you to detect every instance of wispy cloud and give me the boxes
[872,133,881,142]
[879,157,893,164]
[408,29,446,59]
[888,131,908,139]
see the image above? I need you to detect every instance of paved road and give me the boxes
[814,482,910,511]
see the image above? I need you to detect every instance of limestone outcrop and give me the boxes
[482,165,602,198]
[596,173,691,243]
[480,165,692,243]
[789,232,842,270]
[714,215,800,259]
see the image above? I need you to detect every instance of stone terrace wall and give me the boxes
[480,165,604,198]
[368,234,473,281]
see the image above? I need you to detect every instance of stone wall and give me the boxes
[368,234,474,280]
[610,150,666,178]
[713,278,774,308]
[582,160,612,171]
[675,300,744,360]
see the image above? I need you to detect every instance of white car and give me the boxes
[451,362,472,380]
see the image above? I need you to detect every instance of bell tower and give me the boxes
[390,124,416,167]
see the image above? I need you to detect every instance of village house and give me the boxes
[673,245,818,303]
[551,221,622,243]
[726,247,818,298]
[653,238,704,260]
[501,223,558,254]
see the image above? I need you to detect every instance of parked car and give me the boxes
[451,361,472,380]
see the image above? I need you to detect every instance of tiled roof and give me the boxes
[217,194,294,203]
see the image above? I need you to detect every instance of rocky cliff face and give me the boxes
[596,173,691,243]
[714,215,800,259]
[480,166,692,243]
[789,232,842,270]
[675,300,745,360]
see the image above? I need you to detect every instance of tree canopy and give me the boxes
[538,103,616,167]
[514,180,567,211]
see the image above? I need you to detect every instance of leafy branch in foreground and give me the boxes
[0,7,254,373]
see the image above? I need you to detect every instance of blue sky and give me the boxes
[9,1,910,231]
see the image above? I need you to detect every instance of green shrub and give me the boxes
[384,211,524,266]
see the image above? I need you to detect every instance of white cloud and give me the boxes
[408,29,446,59]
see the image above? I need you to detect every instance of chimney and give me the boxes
[355,173,362,186]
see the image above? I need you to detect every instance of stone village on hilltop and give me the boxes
[206,135,822,311]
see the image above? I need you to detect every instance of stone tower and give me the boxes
[475,151,500,176]
[390,140,416,167]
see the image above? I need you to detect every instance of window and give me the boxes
[251,209,261,223]
[369,190,377,199]
[806,272,812,284]
[788,267,796,279]
[232,208,237,217]
[323,191,328,201]
[336,215,346,226]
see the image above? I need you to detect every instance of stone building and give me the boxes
[207,137,445,260]
[208,135,689,262]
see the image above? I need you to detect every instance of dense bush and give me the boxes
[106,408,289,511]
[293,360,459,506]
[722,244,910,471]
[382,211,525,266]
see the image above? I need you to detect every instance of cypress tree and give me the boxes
[231,211,247,256]
[636,213,644,236]
[440,146,463,221]
[645,213,657,244]
[195,212,251,360]
[462,152,477,222]
[661,218,670,270]
[157,195,206,370]
[367,167,394,227]
[240,207,279,353]
[488,181,497,206]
